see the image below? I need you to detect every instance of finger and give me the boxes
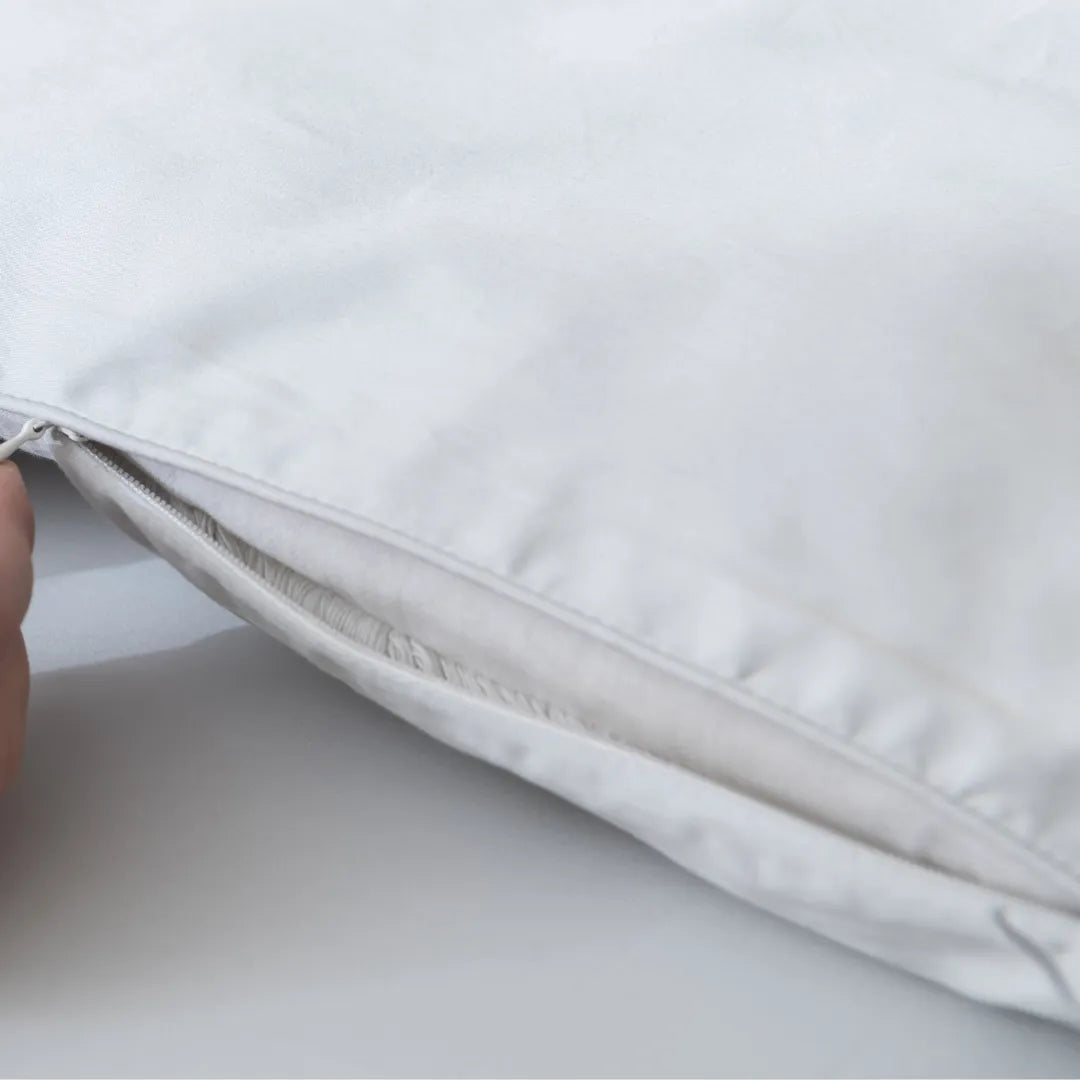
[0,631,29,790]
[0,466,34,634]
[0,462,34,552]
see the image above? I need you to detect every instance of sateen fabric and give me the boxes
[4,0,1080,1019]
[52,437,1080,1026]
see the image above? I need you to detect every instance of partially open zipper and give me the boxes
[47,425,577,730]
[9,415,1080,1023]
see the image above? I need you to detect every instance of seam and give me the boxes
[72,434,1080,906]
[19,392,1080,893]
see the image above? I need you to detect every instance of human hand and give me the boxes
[0,463,32,790]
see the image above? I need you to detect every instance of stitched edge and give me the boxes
[14,392,1080,894]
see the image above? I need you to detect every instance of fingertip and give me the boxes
[0,632,28,792]
[0,464,34,630]
[0,461,34,552]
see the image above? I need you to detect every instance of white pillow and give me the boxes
[4,0,1080,1023]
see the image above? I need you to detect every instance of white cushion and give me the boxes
[4,0,1080,1022]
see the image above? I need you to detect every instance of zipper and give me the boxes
[54,427,576,728]
[2,417,292,594]
[19,419,1080,926]
[63,431,291,586]
[0,418,51,462]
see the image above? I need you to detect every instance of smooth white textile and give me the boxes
[8,459,1080,1078]
[5,0,1080,1021]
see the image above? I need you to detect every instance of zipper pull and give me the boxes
[0,419,52,462]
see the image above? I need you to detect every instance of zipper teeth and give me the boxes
[83,442,233,549]
[76,439,580,729]
[78,437,416,619]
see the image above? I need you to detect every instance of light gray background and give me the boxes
[3,458,1079,1078]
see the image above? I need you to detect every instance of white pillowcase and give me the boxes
[5,0,1080,1023]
